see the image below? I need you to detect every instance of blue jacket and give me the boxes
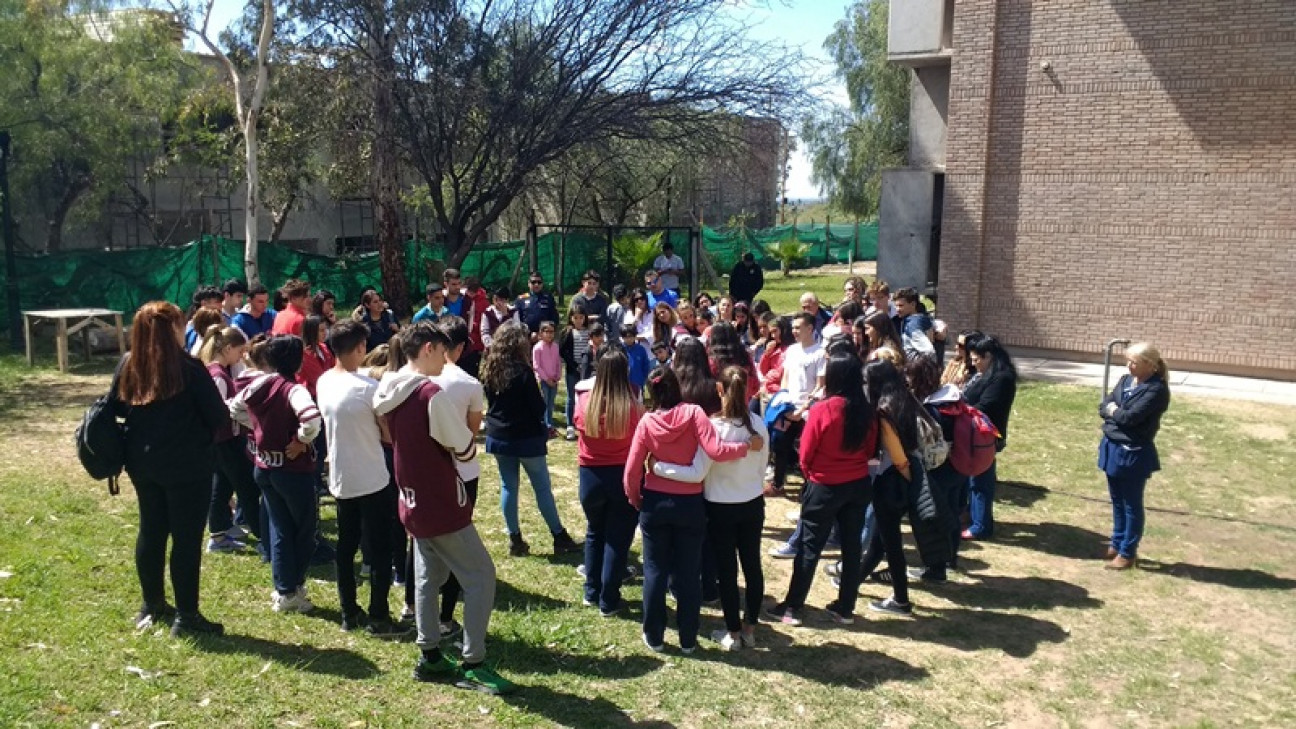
[625,343,652,388]
[232,309,276,339]
[516,292,559,334]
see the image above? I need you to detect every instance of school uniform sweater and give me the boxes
[230,373,321,473]
[798,396,877,485]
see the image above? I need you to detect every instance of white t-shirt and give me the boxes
[315,369,389,499]
[781,341,825,401]
[429,362,485,482]
[654,254,685,290]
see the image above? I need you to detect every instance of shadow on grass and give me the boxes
[489,632,664,680]
[1138,561,1296,591]
[503,684,677,728]
[998,481,1049,508]
[188,632,381,678]
[860,608,1068,658]
[995,520,1110,561]
[925,574,1103,611]
[693,639,930,688]
[496,578,575,613]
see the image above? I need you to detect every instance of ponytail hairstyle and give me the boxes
[244,333,271,372]
[718,365,757,437]
[198,324,248,365]
[585,347,637,439]
[968,335,1017,379]
[361,342,391,381]
[645,366,683,411]
[118,301,187,406]
[1126,341,1170,381]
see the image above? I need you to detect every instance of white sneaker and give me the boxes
[711,629,742,651]
[273,587,314,613]
[565,426,577,441]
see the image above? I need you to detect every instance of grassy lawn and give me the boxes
[2,349,1295,728]
[717,265,875,316]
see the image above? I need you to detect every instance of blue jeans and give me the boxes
[540,381,558,429]
[968,459,997,538]
[255,468,318,595]
[493,453,565,536]
[640,490,707,649]
[564,371,579,428]
[578,466,639,612]
[1108,474,1147,558]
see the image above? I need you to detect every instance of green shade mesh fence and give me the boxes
[1,222,876,329]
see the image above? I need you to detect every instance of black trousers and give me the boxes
[209,436,262,539]
[859,469,911,605]
[783,478,871,614]
[438,478,479,621]
[336,482,398,621]
[706,496,765,632]
[770,418,804,488]
[131,473,210,614]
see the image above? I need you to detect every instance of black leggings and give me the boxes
[131,474,210,613]
[210,437,262,539]
[336,483,397,620]
[858,470,910,605]
[706,497,765,632]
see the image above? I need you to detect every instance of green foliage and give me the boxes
[0,1,196,250]
[763,237,811,275]
[612,232,663,286]
[801,0,909,220]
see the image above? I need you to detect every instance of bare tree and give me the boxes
[169,0,275,285]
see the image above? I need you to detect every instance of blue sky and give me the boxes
[196,0,852,199]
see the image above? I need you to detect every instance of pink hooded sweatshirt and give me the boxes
[623,402,750,508]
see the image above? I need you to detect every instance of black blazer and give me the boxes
[1100,374,1170,446]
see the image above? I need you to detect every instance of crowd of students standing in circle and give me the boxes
[106,250,1171,695]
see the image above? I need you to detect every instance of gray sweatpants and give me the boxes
[413,525,496,664]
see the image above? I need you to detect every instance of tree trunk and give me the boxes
[268,194,294,244]
[371,21,408,316]
[243,114,261,284]
[46,176,91,254]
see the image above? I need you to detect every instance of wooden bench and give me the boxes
[22,308,126,373]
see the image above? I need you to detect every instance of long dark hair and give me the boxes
[969,335,1017,379]
[865,310,904,354]
[118,301,187,406]
[865,359,921,452]
[645,366,683,411]
[707,322,753,374]
[905,354,943,401]
[824,352,874,451]
[768,314,793,349]
[671,336,720,415]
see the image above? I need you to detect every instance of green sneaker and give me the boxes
[456,663,517,695]
[413,653,458,683]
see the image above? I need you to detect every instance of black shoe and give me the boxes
[552,530,581,555]
[907,567,947,584]
[509,533,531,557]
[868,598,913,616]
[341,608,369,632]
[133,603,174,630]
[171,611,224,637]
[366,618,409,638]
[864,569,893,584]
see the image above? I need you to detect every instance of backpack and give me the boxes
[915,411,949,472]
[75,392,125,495]
[938,400,999,477]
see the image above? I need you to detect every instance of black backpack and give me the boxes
[75,392,125,495]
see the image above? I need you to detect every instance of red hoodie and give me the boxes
[467,287,490,352]
[758,343,787,395]
[623,402,749,508]
[799,396,878,485]
[575,389,643,467]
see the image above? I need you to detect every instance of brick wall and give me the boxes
[939,0,1296,376]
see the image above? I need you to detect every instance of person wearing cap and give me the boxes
[653,242,685,294]
[413,283,448,324]
[516,272,559,341]
[728,252,763,306]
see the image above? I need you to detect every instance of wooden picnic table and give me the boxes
[22,308,126,373]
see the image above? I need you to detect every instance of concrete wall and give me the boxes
[879,169,936,292]
[909,66,950,169]
[889,0,948,58]
[937,0,1296,377]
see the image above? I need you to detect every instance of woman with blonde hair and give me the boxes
[198,324,263,554]
[574,347,643,615]
[115,302,230,635]
[1098,342,1171,570]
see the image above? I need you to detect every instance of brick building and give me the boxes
[879,0,1296,379]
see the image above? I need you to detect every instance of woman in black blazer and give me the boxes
[1098,342,1171,570]
[961,336,1018,540]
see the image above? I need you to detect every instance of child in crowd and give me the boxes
[230,335,322,614]
[581,323,606,380]
[197,324,258,554]
[373,323,515,695]
[532,321,562,435]
[559,303,592,441]
[606,284,630,333]
[315,319,401,635]
[620,323,652,396]
[651,340,672,370]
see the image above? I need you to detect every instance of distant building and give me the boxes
[879,0,1296,378]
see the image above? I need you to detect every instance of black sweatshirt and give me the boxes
[963,367,1018,443]
[113,355,230,484]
